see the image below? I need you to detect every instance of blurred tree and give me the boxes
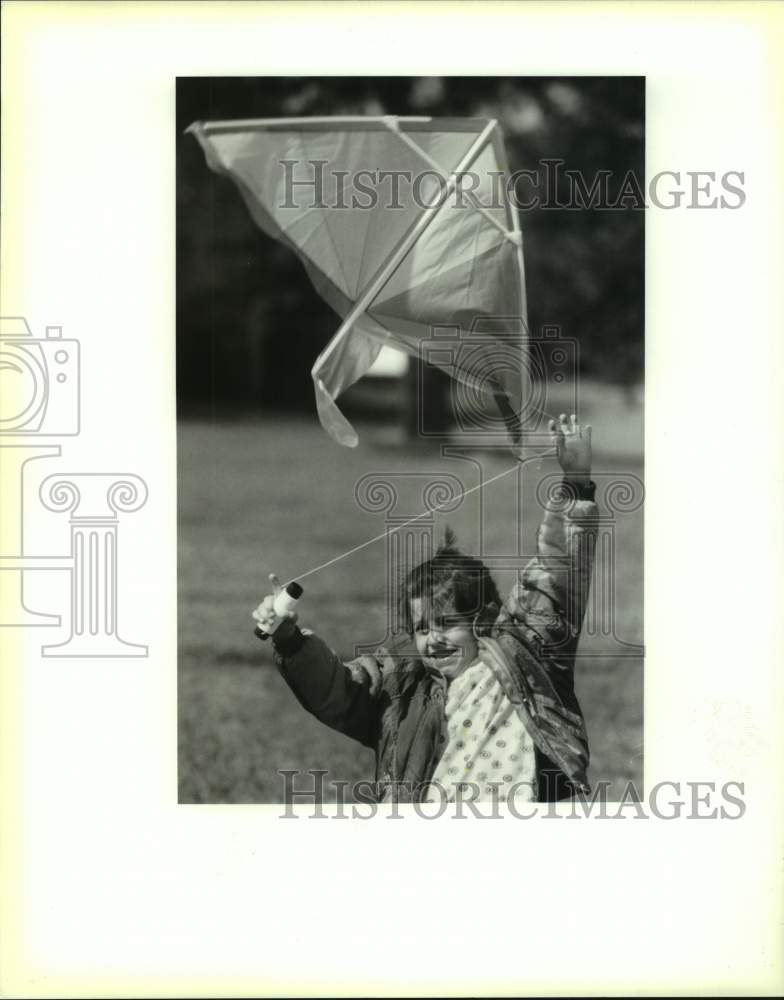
[176,77,643,414]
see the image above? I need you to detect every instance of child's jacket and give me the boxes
[270,478,599,802]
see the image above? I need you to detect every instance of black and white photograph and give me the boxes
[176,76,645,806]
[3,2,783,997]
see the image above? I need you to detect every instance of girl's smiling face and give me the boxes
[410,597,479,681]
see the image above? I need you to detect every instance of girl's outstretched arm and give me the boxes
[501,415,599,657]
[253,578,382,748]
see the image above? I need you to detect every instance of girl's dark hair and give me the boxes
[398,526,502,637]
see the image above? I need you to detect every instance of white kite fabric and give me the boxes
[188,116,529,448]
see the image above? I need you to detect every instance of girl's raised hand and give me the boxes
[549,413,592,480]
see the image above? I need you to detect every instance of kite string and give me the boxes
[292,448,552,584]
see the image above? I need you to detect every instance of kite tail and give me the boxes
[313,377,360,448]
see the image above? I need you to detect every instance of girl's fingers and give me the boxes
[268,572,282,594]
[570,413,578,433]
[252,596,276,621]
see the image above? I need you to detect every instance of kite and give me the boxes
[187,115,529,449]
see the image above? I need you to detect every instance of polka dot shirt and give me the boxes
[426,658,536,803]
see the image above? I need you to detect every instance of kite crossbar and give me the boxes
[190,115,434,134]
[381,116,517,246]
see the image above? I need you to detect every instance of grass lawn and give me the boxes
[178,411,643,802]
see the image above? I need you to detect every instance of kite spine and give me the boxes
[311,119,499,375]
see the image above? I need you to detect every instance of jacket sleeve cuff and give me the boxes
[254,617,306,657]
[272,617,306,657]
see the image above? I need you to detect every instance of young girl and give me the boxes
[253,414,598,804]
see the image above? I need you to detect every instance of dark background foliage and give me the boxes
[176,76,644,414]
